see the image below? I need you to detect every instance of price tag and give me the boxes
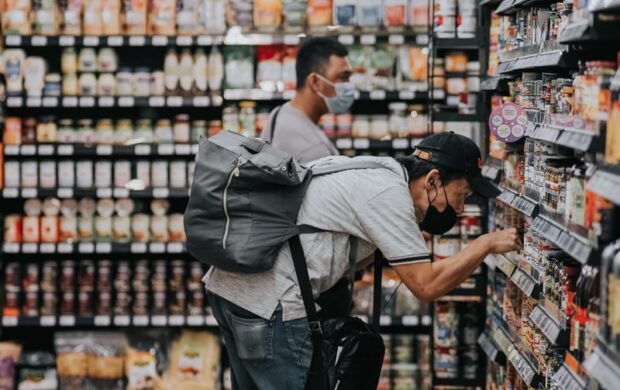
[380,315,392,326]
[97,96,114,107]
[169,315,185,326]
[212,95,223,106]
[2,317,18,327]
[83,36,99,46]
[3,188,19,198]
[5,35,21,46]
[107,36,123,46]
[338,35,355,45]
[38,145,54,156]
[149,96,165,107]
[57,188,74,198]
[205,315,218,326]
[59,315,76,327]
[167,96,183,107]
[58,144,74,156]
[167,242,184,253]
[335,138,353,149]
[150,242,166,253]
[114,188,129,198]
[197,35,213,46]
[6,97,23,107]
[158,144,174,155]
[177,36,193,46]
[421,315,432,326]
[3,243,19,253]
[114,315,131,326]
[416,35,429,45]
[153,188,169,198]
[402,315,420,326]
[175,144,191,155]
[135,145,151,155]
[191,144,199,154]
[40,243,55,254]
[26,97,42,107]
[21,145,36,155]
[63,96,78,107]
[79,96,95,107]
[369,90,387,100]
[4,145,19,155]
[129,36,146,46]
[133,315,149,326]
[360,35,376,45]
[59,36,75,46]
[96,188,112,198]
[40,316,56,327]
[94,315,111,326]
[131,242,147,253]
[96,242,112,253]
[31,35,47,46]
[21,188,38,198]
[389,34,405,45]
[353,138,370,149]
[187,315,205,326]
[96,145,113,155]
[79,242,95,253]
[118,97,135,107]
[193,96,210,107]
[399,91,416,100]
[57,243,73,253]
[152,35,168,46]
[151,315,167,326]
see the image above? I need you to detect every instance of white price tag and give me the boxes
[169,315,185,326]
[392,139,409,149]
[94,315,111,326]
[57,188,74,198]
[96,242,112,253]
[113,188,129,198]
[31,35,47,46]
[135,145,152,155]
[153,188,170,198]
[2,317,18,327]
[21,188,38,198]
[402,315,420,326]
[5,35,21,46]
[380,315,392,326]
[96,145,113,155]
[191,144,199,154]
[197,35,213,46]
[40,243,55,254]
[149,96,165,107]
[42,96,58,107]
[38,145,54,155]
[152,35,168,46]
[107,36,123,46]
[114,315,131,326]
[83,36,99,46]
[3,243,20,253]
[177,36,193,46]
[205,315,218,326]
[369,90,386,100]
[3,188,18,198]
[158,144,174,155]
[389,34,405,45]
[167,96,183,107]
[193,96,210,107]
[150,242,166,253]
[40,316,56,327]
[57,243,73,253]
[4,145,19,155]
[59,36,75,46]
[6,97,23,107]
[422,315,432,326]
[26,97,42,107]
[175,144,191,155]
[118,97,135,107]
[416,35,429,45]
[187,315,204,326]
[353,138,370,149]
[22,243,38,253]
[133,315,149,326]
[97,188,112,198]
[79,96,95,107]
[151,315,167,326]
[399,91,416,100]
[211,95,223,106]
[360,35,376,45]
[338,35,354,45]
[284,35,300,45]
[58,145,74,156]
[129,36,146,46]
[131,242,147,253]
[78,242,95,253]
[59,315,76,327]
[167,242,184,253]
[63,97,78,107]
[98,96,114,107]
[335,138,353,149]
[21,145,36,155]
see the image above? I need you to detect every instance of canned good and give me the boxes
[96,119,115,144]
[76,161,94,188]
[41,216,59,243]
[23,216,40,243]
[95,161,113,188]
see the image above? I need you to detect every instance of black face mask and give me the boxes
[419,183,458,235]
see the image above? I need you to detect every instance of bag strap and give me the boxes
[289,236,322,337]
[372,251,384,332]
[269,105,283,141]
[347,237,359,313]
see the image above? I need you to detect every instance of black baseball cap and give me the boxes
[412,132,501,198]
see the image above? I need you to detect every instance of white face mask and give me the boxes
[315,74,356,114]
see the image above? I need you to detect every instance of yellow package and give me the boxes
[254,0,282,30]
[164,331,220,390]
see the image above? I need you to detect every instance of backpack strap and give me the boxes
[269,105,283,141]
[372,251,384,332]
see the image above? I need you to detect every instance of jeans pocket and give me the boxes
[230,313,274,361]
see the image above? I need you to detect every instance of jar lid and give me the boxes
[156,119,172,126]
[97,199,115,218]
[137,119,152,127]
[209,120,223,126]
[97,119,113,126]
[42,197,61,217]
[59,119,74,126]
[79,198,97,216]
[78,119,94,126]
[61,199,78,217]
[24,199,42,217]
[116,119,133,127]
[151,199,170,216]
[79,48,96,55]
[115,198,135,217]
[192,120,207,126]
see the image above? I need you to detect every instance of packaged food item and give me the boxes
[44,73,62,96]
[224,46,255,90]
[4,161,20,188]
[151,200,170,242]
[156,119,174,143]
[87,333,127,390]
[24,57,47,97]
[607,101,620,164]
[208,46,225,92]
[282,46,298,91]
[22,118,37,144]
[152,161,169,188]
[176,0,198,34]
[194,49,209,93]
[307,0,332,27]
[199,0,226,33]
[21,161,38,188]
[257,46,283,92]
[149,0,176,35]
[126,332,167,390]
[169,214,186,242]
[83,0,103,35]
[60,199,78,242]
[384,0,407,28]
[226,0,253,28]
[2,0,31,34]
[179,50,195,93]
[348,46,370,91]
[398,46,428,91]
[33,0,59,35]
[17,351,58,390]
[357,0,382,28]
[0,342,22,390]
[133,68,152,97]
[4,117,22,145]
[164,50,179,93]
[3,49,26,96]
[254,0,282,30]
[61,0,82,35]
[77,160,94,188]
[333,0,357,28]
[55,333,89,389]
[124,0,148,34]
[282,0,306,31]
[151,71,166,95]
[164,331,220,389]
[371,46,395,90]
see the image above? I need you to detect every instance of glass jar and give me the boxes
[191,120,207,143]
[97,48,118,73]
[135,119,153,143]
[61,48,78,74]
[115,119,134,145]
[388,102,408,138]
[78,48,97,72]
[370,115,389,140]
[150,71,165,96]
[37,116,58,143]
[208,121,223,137]
[239,101,257,138]
[78,73,97,96]
[116,68,133,96]
[62,74,79,96]
[96,119,115,144]
[57,119,76,143]
[174,114,191,144]
[44,73,62,96]
[22,118,37,144]
[133,67,151,97]
[78,119,96,145]
[97,73,116,96]
[155,119,174,144]
[352,116,371,139]
[223,105,240,133]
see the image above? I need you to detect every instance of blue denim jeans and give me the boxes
[208,293,313,390]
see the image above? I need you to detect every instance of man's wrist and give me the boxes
[478,234,494,256]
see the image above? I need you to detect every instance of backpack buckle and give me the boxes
[308,320,322,336]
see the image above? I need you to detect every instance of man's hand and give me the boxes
[484,228,521,254]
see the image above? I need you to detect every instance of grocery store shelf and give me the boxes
[496,0,519,14]
[332,137,419,150]
[497,49,573,73]
[355,314,432,328]
[494,254,518,277]
[478,332,507,365]
[433,111,482,122]
[2,314,216,328]
[584,344,620,390]
[526,122,599,152]
[2,187,190,200]
[510,268,541,299]
[227,31,430,46]
[480,0,504,6]
[508,343,543,387]
[2,241,187,255]
[5,95,222,109]
[553,362,589,390]
[3,143,199,158]
[529,304,569,345]
[497,187,540,217]
[558,14,620,44]
[587,165,620,206]
[531,215,594,264]
[223,89,437,102]
[432,378,484,387]
[3,34,225,48]
[433,37,484,49]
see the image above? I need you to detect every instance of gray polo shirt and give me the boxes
[203,156,431,321]
[262,102,339,163]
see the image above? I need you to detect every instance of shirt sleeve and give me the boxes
[354,186,431,266]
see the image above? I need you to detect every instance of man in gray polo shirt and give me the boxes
[205,132,520,390]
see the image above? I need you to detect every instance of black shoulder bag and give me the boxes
[289,236,385,390]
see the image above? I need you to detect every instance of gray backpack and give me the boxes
[183,131,385,273]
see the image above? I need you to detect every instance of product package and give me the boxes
[348,46,371,91]
[283,46,298,91]
[226,0,254,28]
[176,0,199,34]
[102,0,122,35]
[199,0,226,33]
[163,331,220,390]
[126,331,169,390]
[61,0,82,35]
[357,0,382,28]
[333,0,357,28]
[397,46,428,91]
[124,0,148,35]
[254,0,282,30]
[224,46,255,89]
[370,46,395,90]
[55,332,90,389]
[307,0,332,28]
[149,0,176,35]
[256,45,284,92]
[2,0,31,34]
[384,0,408,29]
[33,0,60,35]
[282,0,306,31]
[83,0,103,35]
[17,351,58,390]
[0,342,23,390]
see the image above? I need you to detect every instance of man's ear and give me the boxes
[425,169,440,190]
[307,73,320,93]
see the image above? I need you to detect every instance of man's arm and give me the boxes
[393,229,519,302]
